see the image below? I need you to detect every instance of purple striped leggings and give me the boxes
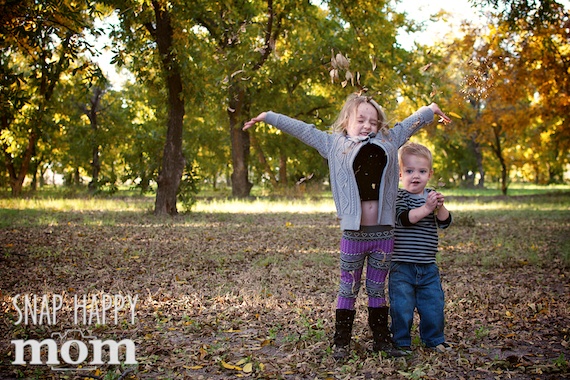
[336,225,394,310]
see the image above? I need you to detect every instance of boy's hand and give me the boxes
[433,191,450,221]
[434,192,445,208]
[425,191,439,212]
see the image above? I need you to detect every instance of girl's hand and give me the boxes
[243,112,268,130]
[429,103,452,125]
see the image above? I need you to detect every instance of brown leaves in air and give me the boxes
[330,50,358,88]
[421,62,433,72]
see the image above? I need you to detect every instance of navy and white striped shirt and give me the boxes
[393,189,452,264]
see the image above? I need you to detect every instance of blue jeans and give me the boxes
[388,262,445,347]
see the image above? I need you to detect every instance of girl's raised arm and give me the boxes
[428,103,451,125]
[243,112,268,130]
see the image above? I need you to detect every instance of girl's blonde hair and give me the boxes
[331,93,389,134]
[399,142,433,169]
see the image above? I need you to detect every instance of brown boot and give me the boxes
[368,306,410,357]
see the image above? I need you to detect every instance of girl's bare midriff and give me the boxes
[360,200,379,226]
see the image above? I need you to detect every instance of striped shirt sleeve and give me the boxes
[393,189,452,264]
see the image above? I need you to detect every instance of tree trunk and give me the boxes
[492,125,508,195]
[74,168,81,185]
[85,87,103,191]
[469,135,485,188]
[229,83,252,198]
[499,156,508,195]
[11,131,38,196]
[30,162,38,191]
[148,0,186,215]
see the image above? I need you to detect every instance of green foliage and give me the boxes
[116,82,164,194]
[553,353,568,371]
[177,162,200,212]
[0,0,102,194]
[1,0,568,201]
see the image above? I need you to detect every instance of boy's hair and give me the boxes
[399,142,433,169]
[331,93,389,134]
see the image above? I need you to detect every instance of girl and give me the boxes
[243,94,451,359]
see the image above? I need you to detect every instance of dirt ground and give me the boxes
[0,196,569,379]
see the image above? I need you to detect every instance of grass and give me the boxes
[441,183,570,196]
[2,182,568,212]
[0,186,569,379]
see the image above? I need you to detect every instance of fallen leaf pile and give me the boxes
[0,194,568,379]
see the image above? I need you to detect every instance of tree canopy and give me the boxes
[1,0,568,204]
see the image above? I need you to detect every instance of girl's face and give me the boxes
[400,154,433,194]
[345,102,379,138]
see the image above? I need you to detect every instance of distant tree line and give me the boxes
[1,0,568,213]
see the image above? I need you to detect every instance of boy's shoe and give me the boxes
[374,342,411,358]
[430,342,452,353]
[396,346,413,356]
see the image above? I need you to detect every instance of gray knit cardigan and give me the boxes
[264,106,434,231]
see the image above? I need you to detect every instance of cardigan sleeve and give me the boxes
[265,112,331,158]
[389,106,435,147]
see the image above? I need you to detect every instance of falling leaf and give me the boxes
[345,70,354,86]
[449,111,463,119]
[230,69,244,78]
[330,69,338,83]
[421,62,433,72]
[330,49,337,69]
[335,53,349,69]
[430,83,438,97]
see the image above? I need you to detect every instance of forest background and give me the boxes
[1,0,569,211]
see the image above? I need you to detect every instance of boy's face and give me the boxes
[400,154,433,194]
[346,102,379,138]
